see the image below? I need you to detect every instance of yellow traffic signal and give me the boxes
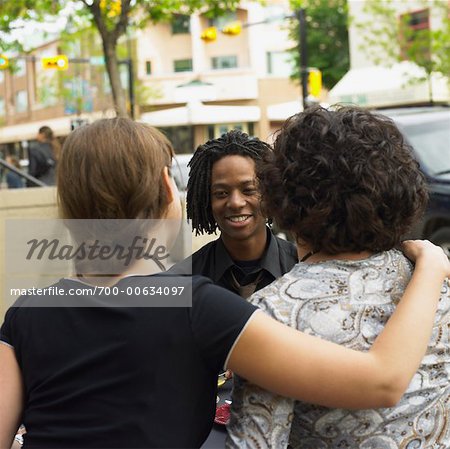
[0,54,9,69]
[201,27,217,42]
[222,21,242,36]
[42,55,69,71]
[100,0,121,18]
[308,69,322,98]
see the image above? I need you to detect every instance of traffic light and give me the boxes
[100,0,121,18]
[222,21,242,36]
[0,54,9,69]
[308,69,322,98]
[42,55,69,71]
[201,27,217,42]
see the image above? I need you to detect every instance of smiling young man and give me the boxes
[183,130,297,299]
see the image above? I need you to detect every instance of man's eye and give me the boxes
[213,191,227,198]
[243,189,257,195]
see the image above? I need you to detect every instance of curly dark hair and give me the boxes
[258,105,428,254]
[187,129,272,235]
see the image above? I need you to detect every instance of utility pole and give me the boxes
[126,30,136,119]
[297,8,309,110]
[127,58,135,119]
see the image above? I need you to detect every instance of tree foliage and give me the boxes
[289,0,350,90]
[0,0,242,117]
[354,0,450,87]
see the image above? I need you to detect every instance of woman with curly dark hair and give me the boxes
[227,105,450,449]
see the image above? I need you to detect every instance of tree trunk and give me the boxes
[427,72,434,105]
[102,37,128,117]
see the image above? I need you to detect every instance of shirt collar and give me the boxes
[212,227,282,283]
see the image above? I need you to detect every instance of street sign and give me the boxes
[90,56,105,66]
[42,55,69,71]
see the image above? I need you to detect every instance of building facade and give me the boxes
[329,0,450,108]
[0,0,301,157]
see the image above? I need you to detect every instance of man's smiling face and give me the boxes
[210,155,267,246]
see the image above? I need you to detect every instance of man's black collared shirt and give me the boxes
[172,228,297,295]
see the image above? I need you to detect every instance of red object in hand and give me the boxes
[214,403,231,426]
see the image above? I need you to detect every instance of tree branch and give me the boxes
[112,0,131,43]
[88,0,111,43]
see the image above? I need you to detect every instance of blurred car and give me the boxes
[171,153,193,193]
[377,106,450,257]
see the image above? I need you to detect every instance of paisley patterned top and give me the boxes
[226,250,450,449]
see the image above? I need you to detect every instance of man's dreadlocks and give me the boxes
[187,129,272,235]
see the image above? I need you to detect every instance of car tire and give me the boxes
[429,228,450,258]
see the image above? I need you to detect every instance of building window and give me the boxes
[103,72,111,94]
[15,90,28,113]
[263,5,289,21]
[15,59,26,77]
[0,96,5,115]
[64,40,80,58]
[173,59,193,72]
[159,126,193,154]
[120,64,129,89]
[172,15,190,34]
[145,60,152,75]
[207,122,252,140]
[267,51,292,76]
[35,69,59,107]
[211,55,238,70]
[208,11,237,29]
[399,8,430,61]
[404,9,430,31]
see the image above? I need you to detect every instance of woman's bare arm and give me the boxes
[0,344,23,449]
[228,240,449,409]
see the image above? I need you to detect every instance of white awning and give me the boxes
[0,111,108,144]
[140,102,261,127]
[267,100,303,121]
[328,62,450,108]
[0,117,71,144]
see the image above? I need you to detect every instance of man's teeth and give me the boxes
[228,216,250,222]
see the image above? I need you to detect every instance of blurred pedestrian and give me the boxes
[27,126,60,186]
[5,155,24,189]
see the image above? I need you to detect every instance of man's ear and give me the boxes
[162,166,175,203]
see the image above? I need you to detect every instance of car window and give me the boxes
[401,119,450,176]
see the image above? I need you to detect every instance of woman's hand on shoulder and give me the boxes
[401,239,450,279]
